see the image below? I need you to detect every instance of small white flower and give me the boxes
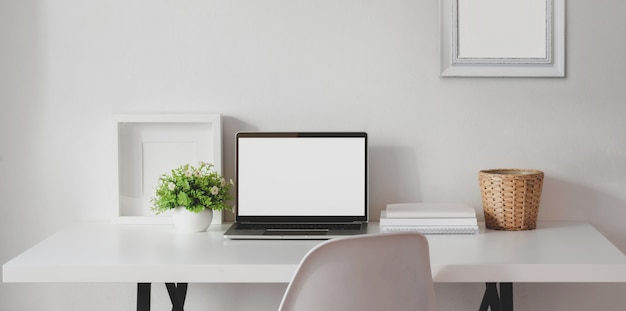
[185,169,193,177]
[220,178,226,186]
[229,179,234,185]
[210,186,220,195]
[194,170,202,177]
[168,182,176,191]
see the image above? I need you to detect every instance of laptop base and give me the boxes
[223,223,368,240]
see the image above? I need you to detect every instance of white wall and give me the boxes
[2,0,626,310]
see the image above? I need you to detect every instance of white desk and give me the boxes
[4,222,626,310]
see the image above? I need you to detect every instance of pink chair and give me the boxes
[279,232,437,311]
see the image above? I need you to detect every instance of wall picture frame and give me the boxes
[112,113,224,224]
[440,0,565,77]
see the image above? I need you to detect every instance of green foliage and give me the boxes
[150,162,234,214]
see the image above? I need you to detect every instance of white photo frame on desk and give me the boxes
[112,113,223,224]
[440,0,565,77]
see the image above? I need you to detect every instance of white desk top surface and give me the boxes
[4,222,626,283]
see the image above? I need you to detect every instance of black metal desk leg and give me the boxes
[137,283,151,311]
[480,283,501,311]
[479,282,513,311]
[166,283,188,311]
[499,283,513,311]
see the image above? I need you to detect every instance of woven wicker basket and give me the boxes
[479,169,544,231]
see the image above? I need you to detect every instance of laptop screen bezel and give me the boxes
[235,132,368,223]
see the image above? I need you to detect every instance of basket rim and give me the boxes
[479,168,543,176]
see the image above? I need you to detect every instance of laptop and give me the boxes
[224,132,369,239]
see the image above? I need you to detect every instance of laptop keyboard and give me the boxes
[236,223,362,231]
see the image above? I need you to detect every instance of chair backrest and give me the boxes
[278,232,437,311]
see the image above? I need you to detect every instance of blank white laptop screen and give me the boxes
[236,134,366,218]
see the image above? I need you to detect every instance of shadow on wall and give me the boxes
[1,0,49,267]
[221,116,258,222]
[369,145,422,220]
[540,177,626,251]
[540,177,591,221]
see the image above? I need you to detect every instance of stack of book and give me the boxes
[380,203,478,235]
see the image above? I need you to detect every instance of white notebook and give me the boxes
[381,203,478,235]
[380,211,477,226]
[384,203,477,218]
[380,226,478,235]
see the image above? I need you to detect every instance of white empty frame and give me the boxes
[112,114,223,224]
[440,0,565,77]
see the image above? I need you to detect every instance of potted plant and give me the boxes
[151,162,233,232]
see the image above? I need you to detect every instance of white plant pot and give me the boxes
[171,206,213,233]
